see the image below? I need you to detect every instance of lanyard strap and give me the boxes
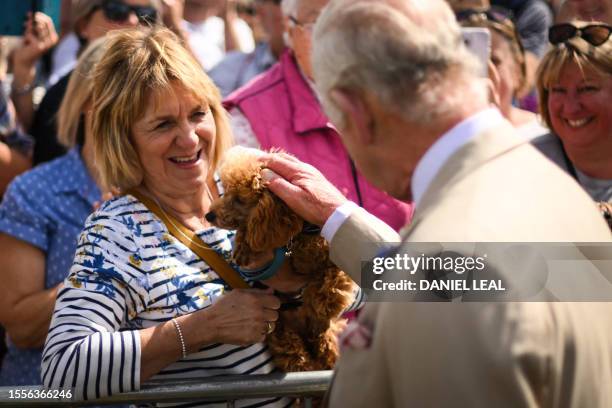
[127,189,249,290]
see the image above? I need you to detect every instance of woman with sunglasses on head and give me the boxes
[459,7,549,138]
[533,22,612,228]
[34,0,169,166]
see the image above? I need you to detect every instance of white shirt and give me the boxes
[321,108,506,242]
[183,17,255,71]
[49,32,79,86]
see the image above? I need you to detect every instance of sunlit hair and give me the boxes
[91,27,232,191]
[313,0,487,127]
[461,13,528,96]
[57,37,108,147]
[537,20,612,131]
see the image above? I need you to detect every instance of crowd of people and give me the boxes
[0,0,610,406]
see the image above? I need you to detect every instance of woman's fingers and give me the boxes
[262,308,279,323]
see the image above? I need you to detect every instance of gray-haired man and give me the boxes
[262,0,612,406]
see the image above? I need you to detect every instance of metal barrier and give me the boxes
[0,370,333,407]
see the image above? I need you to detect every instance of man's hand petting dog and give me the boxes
[193,289,280,346]
[261,153,348,227]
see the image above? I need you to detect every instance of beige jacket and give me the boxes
[327,123,612,407]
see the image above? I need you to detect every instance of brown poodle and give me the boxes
[207,147,356,372]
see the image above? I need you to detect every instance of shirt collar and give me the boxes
[411,108,505,208]
[52,147,101,206]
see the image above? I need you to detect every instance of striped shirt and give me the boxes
[41,194,291,407]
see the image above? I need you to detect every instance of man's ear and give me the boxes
[329,89,374,145]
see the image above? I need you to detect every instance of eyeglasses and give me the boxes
[289,16,315,33]
[549,23,612,46]
[98,0,158,25]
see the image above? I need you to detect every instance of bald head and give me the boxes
[312,0,487,126]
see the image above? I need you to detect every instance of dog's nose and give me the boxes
[205,211,217,222]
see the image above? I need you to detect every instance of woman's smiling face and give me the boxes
[131,82,216,195]
[548,61,612,150]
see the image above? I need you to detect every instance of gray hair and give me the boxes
[312,0,488,127]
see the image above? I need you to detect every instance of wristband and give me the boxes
[12,81,35,96]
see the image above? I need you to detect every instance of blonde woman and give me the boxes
[0,38,107,386]
[533,21,612,227]
[41,28,287,407]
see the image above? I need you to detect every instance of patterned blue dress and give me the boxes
[0,148,100,385]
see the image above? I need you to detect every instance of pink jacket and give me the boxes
[224,51,413,231]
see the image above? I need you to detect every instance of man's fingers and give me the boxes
[263,153,305,180]
[262,169,303,202]
[276,152,300,163]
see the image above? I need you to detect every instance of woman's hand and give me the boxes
[140,288,280,382]
[11,12,58,130]
[192,288,281,346]
[12,12,58,69]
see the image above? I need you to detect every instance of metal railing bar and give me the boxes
[0,371,333,407]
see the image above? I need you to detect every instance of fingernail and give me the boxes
[261,169,278,182]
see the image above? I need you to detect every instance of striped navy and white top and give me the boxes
[41,194,291,407]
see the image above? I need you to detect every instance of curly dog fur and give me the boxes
[208,147,355,372]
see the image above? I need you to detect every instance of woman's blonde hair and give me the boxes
[537,21,612,131]
[57,37,108,147]
[91,27,232,191]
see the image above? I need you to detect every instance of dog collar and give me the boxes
[252,281,305,310]
[237,246,287,281]
[301,222,321,235]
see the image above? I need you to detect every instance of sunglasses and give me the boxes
[549,23,612,46]
[98,0,158,25]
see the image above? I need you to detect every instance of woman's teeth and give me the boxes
[566,118,591,128]
[171,152,199,163]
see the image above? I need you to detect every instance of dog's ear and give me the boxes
[246,191,303,252]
